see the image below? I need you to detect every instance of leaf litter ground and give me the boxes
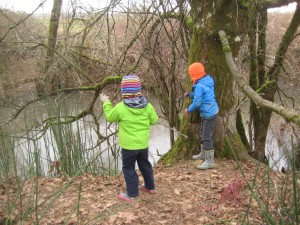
[1,159,291,224]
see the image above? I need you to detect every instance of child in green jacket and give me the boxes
[100,74,158,202]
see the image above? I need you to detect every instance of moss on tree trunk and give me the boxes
[160,0,249,164]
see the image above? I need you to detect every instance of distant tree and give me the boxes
[37,0,63,94]
[0,3,47,99]
[0,80,4,99]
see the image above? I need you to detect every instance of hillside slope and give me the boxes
[1,159,292,225]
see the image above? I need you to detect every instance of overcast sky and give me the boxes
[0,0,297,14]
[0,0,108,14]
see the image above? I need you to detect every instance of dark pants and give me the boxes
[121,148,154,197]
[201,114,218,150]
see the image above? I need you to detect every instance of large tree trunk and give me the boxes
[161,0,250,163]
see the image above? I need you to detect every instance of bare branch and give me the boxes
[0,0,47,42]
[218,30,300,127]
[9,76,122,122]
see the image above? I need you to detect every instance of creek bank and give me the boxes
[1,159,291,224]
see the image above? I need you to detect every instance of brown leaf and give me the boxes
[157,220,168,224]
[107,214,117,224]
[148,210,158,215]
[124,213,138,224]
[174,188,181,195]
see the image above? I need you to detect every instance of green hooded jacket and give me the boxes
[102,99,158,150]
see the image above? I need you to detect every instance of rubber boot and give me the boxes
[197,149,214,170]
[192,144,205,160]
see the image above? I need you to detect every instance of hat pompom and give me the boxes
[121,74,142,98]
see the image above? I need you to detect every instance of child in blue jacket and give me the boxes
[185,62,219,169]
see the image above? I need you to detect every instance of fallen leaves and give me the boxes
[1,159,291,224]
[117,212,139,224]
[219,176,246,205]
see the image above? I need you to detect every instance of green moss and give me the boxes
[236,109,250,150]
[215,131,247,160]
[256,79,276,93]
[160,119,201,164]
[225,138,234,158]
[185,16,193,30]
[95,76,122,90]
[286,115,300,127]
[222,46,231,52]
[239,0,250,8]
[160,140,181,164]
[103,76,122,83]
[213,139,233,159]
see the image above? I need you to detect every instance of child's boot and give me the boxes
[192,144,205,160]
[197,149,214,170]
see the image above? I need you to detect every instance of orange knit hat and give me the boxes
[188,62,206,83]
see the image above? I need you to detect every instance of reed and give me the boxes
[227,136,300,224]
[0,94,122,223]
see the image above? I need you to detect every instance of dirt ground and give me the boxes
[1,158,291,225]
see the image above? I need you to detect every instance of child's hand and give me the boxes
[184,92,189,98]
[100,93,109,102]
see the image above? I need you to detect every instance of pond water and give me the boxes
[0,92,296,178]
[243,110,296,171]
[0,93,174,178]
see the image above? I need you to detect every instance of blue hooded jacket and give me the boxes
[187,75,219,118]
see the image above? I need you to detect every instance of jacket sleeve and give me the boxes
[103,101,120,122]
[187,84,202,113]
[147,103,158,125]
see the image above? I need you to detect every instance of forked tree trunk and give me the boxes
[161,0,299,164]
[161,1,250,163]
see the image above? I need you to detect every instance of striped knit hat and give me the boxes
[121,74,142,98]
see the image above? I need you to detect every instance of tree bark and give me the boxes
[218,30,300,126]
[36,0,63,94]
[161,0,250,163]
[251,6,269,161]
[0,80,5,99]
[45,0,63,72]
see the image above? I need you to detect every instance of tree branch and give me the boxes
[9,76,122,122]
[0,0,47,42]
[218,30,300,127]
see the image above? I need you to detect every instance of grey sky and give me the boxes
[0,0,296,14]
[0,0,108,14]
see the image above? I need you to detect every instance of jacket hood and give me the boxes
[196,74,214,88]
[189,62,206,84]
[123,96,148,112]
